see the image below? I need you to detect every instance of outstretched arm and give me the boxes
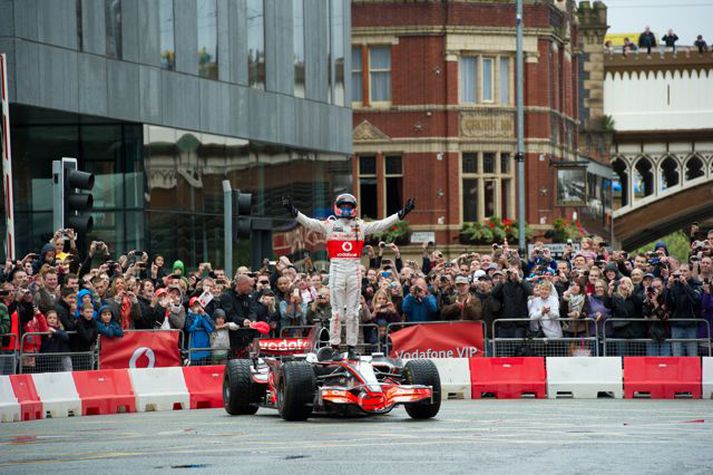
[363,198,416,235]
[282,196,327,235]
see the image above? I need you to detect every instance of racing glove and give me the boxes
[281,195,299,218]
[398,198,416,220]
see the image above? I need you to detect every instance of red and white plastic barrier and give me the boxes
[546,357,623,399]
[129,367,191,412]
[1,357,711,423]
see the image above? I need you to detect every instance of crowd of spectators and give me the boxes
[604,25,710,56]
[0,222,712,373]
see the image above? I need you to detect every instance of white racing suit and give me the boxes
[295,212,401,347]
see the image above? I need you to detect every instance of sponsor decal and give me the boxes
[389,321,484,359]
[100,331,181,369]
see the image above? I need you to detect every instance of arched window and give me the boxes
[633,157,654,200]
[612,157,628,208]
[659,156,679,191]
[685,155,705,181]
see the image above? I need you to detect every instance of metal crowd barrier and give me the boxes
[19,331,97,374]
[384,320,488,356]
[492,318,599,357]
[0,332,18,375]
[185,347,230,366]
[602,318,711,357]
[280,323,382,355]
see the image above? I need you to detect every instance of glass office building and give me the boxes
[0,0,352,268]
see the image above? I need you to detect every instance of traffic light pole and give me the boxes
[516,0,526,254]
[222,179,233,279]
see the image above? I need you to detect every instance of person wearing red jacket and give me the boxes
[20,303,48,372]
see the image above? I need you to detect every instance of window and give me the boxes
[482,57,494,102]
[463,179,478,222]
[483,152,495,174]
[293,0,305,97]
[462,153,478,174]
[369,46,391,102]
[385,156,403,216]
[461,152,514,222]
[460,55,512,105]
[247,0,265,89]
[460,57,477,103]
[331,0,345,106]
[501,153,510,174]
[159,0,175,71]
[351,46,363,103]
[358,156,377,219]
[484,180,496,218]
[499,57,510,104]
[197,0,218,78]
[105,0,122,59]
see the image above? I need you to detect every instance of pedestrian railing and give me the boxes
[0,333,18,375]
[492,318,599,357]
[602,318,711,357]
[280,323,382,355]
[185,347,230,366]
[19,332,97,374]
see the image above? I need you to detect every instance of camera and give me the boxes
[413,286,422,293]
[378,241,386,249]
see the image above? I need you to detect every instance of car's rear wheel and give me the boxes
[277,361,316,421]
[403,359,441,419]
[223,359,260,415]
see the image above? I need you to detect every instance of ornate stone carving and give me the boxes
[352,120,390,142]
[459,111,515,138]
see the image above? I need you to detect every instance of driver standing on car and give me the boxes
[282,193,415,360]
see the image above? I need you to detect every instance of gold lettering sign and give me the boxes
[460,112,515,138]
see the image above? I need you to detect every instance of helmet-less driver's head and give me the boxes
[334,193,357,219]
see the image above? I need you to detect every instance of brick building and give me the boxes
[351,0,584,248]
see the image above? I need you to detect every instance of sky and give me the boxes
[599,0,713,43]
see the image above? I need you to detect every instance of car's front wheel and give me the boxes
[403,359,441,419]
[223,359,260,415]
[277,361,316,421]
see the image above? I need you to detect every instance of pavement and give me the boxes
[1,400,713,474]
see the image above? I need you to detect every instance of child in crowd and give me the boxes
[41,309,73,371]
[186,297,214,364]
[96,305,124,339]
[75,302,98,353]
[210,308,238,363]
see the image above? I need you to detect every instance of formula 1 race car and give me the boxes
[222,328,441,421]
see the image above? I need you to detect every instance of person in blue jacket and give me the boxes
[186,296,214,363]
[96,304,124,338]
[402,277,438,322]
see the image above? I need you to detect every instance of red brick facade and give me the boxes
[352,0,582,247]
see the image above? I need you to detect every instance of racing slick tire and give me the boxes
[403,359,441,419]
[277,361,316,421]
[224,359,260,415]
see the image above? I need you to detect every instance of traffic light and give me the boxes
[52,157,94,234]
[233,190,252,240]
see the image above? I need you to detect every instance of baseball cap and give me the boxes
[472,270,486,280]
[643,272,655,279]
[486,263,499,271]
[154,288,167,298]
[492,269,504,276]
[188,296,201,308]
[455,275,470,285]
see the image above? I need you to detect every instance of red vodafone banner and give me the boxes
[100,331,181,369]
[258,338,311,356]
[389,321,485,359]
